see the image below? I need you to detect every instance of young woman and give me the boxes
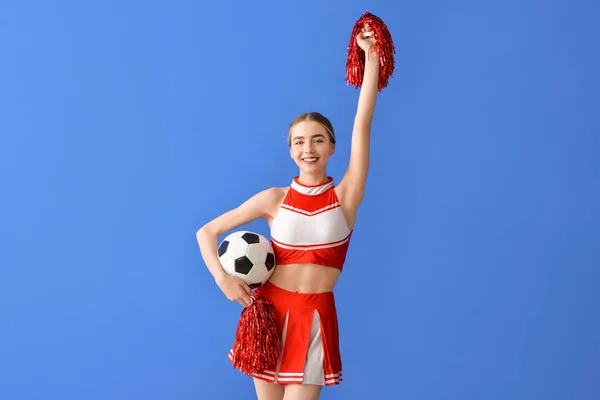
[196,29,379,400]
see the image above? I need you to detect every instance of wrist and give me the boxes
[365,48,380,64]
[214,271,228,286]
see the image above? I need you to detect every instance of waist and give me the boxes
[267,262,341,293]
[256,281,336,311]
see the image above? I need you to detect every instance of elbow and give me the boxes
[196,224,210,241]
[196,222,219,242]
[196,225,212,252]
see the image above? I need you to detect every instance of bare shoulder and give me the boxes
[199,186,288,236]
[254,186,285,203]
[263,186,288,209]
[242,186,288,215]
[257,186,287,225]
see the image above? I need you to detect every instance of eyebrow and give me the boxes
[292,134,326,141]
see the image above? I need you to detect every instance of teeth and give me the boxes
[303,158,317,161]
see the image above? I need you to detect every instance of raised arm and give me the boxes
[338,30,380,212]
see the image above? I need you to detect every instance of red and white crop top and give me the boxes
[270,176,352,271]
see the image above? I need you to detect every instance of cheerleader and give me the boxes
[197,22,385,400]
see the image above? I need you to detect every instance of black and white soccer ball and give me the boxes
[217,231,276,288]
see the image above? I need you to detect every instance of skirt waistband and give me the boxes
[255,281,336,311]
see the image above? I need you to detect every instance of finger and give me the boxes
[242,284,252,295]
[356,31,374,42]
[237,295,252,307]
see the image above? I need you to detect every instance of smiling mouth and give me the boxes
[301,157,319,164]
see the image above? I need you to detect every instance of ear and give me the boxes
[329,143,335,156]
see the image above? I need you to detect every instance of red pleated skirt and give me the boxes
[228,281,343,386]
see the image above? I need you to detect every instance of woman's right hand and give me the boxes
[216,275,254,307]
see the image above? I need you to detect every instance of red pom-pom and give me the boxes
[345,11,396,91]
[229,293,281,375]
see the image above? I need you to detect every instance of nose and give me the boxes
[303,141,315,153]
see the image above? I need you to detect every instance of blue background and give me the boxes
[1,0,599,399]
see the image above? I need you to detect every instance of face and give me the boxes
[289,120,335,174]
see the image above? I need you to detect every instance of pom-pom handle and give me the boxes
[345,11,396,91]
[229,293,281,375]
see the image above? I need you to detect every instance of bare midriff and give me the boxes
[267,262,341,294]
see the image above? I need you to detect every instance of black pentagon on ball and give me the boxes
[241,232,260,244]
[234,256,253,275]
[265,253,275,271]
[217,240,229,257]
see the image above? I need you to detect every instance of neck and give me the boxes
[297,172,329,187]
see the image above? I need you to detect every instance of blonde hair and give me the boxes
[288,112,336,147]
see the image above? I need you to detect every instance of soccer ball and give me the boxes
[217,230,276,288]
